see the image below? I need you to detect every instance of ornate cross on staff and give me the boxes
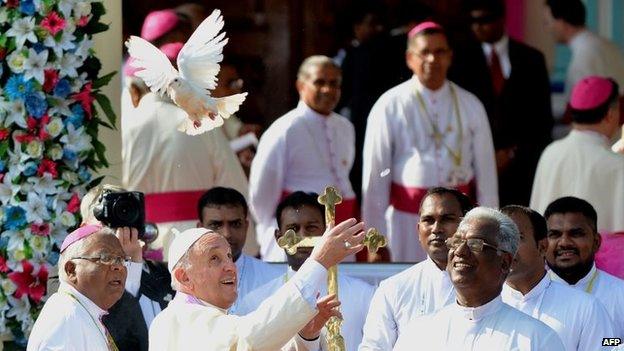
[277,186,387,351]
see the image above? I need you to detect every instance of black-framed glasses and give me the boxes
[71,254,131,266]
[445,237,503,253]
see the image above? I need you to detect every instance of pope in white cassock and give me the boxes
[501,205,614,351]
[148,219,367,350]
[28,226,128,351]
[249,55,357,262]
[195,187,282,315]
[238,192,374,350]
[362,21,498,262]
[360,187,474,350]
[393,207,564,351]
[542,197,624,339]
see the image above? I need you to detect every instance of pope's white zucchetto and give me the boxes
[167,228,213,273]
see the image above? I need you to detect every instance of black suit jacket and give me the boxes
[103,260,174,351]
[449,38,553,206]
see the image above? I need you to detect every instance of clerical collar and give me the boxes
[570,129,610,146]
[412,76,450,102]
[454,295,503,321]
[59,281,108,319]
[481,35,509,61]
[550,262,598,290]
[504,272,550,302]
[297,100,333,120]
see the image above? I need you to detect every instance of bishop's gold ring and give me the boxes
[344,240,352,249]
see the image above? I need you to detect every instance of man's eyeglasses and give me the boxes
[71,254,131,266]
[445,237,504,253]
[410,48,451,60]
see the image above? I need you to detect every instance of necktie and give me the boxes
[489,48,504,95]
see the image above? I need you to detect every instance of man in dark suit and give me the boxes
[449,0,553,206]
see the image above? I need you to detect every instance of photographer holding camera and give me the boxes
[81,184,174,351]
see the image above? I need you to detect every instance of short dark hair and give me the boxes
[546,0,586,27]
[571,79,620,124]
[275,191,325,228]
[544,196,598,231]
[501,205,548,242]
[197,187,248,220]
[420,187,475,215]
[466,0,506,18]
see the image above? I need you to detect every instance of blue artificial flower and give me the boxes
[23,162,37,176]
[53,79,71,98]
[4,205,27,230]
[65,104,84,128]
[4,75,34,100]
[0,235,8,250]
[47,251,60,265]
[63,148,77,162]
[0,160,5,173]
[33,42,46,54]
[19,0,35,16]
[25,92,48,118]
[78,166,91,182]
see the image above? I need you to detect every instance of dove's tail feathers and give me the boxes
[177,115,225,136]
[215,93,248,119]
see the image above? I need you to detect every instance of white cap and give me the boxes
[229,132,258,153]
[167,228,212,273]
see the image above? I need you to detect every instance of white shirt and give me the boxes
[530,130,624,233]
[121,92,253,260]
[567,30,624,96]
[362,77,498,261]
[502,273,615,351]
[249,101,355,261]
[28,282,111,351]
[149,259,327,350]
[393,295,565,351]
[229,253,283,315]
[481,35,511,79]
[238,267,375,351]
[360,257,454,350]
[550,264,624,338]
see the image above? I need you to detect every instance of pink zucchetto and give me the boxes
[160,42,184,61]
[141,9,179,42]
[570,76,615,110]
[408,21,443,39]
[60,224,102,253]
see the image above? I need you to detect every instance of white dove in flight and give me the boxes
[125,9,247,135]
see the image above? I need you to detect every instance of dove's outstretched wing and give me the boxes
[126,36,179,95]
[177,9,227,92]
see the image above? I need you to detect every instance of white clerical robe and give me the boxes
[149,259,326,350]
[362,77,498,262]
[237,268,375,351]
[229,253,283,315]
[550,264,624,338]
[360,257,454,350]
[249,101,356,261]
[121,92,254,260]
[28,282,112,351]
[502,273,615,351]
[530,130,624,233]
[393,296,565,351]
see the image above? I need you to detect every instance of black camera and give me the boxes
[93,191,147,238]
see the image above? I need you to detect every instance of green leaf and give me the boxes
[0,34,7,47]
[89,22,109,35]
[92,71,116,90]
[94,93,117,130]
[92,139,109,167]
[91,2,106,18]
[0,141,8,158]
[87,175,105,190]
[97,119,114,130]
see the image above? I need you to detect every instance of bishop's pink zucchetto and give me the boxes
[408,21,443,39]
[60,224,103,253]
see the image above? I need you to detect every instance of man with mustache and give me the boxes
[239,191,374,350]
[501,205,614,351]
[360,187,473,350]
[29,226,129,350]
[544,196,624,338]
[394,207,564,350]
[196,187,282,315]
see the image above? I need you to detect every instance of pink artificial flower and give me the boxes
[8,260,48,303]
[37,159,58,178]
[5,0,18,8]
[14,133,35,144]
[72,82,94,119]
[0,255,9,273]
[40,11,66,36]
[0,129,9,140]
[43,69,59,93]
[66,193,80,213]
[0,47,6,61]
[30,223,51,236]
[26,117,38,131]
[77,15,90,27]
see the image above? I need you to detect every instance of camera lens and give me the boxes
[113,197,140,223]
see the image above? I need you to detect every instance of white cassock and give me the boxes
[121,92,255,260]
[550,264,624,338]
[360,257,454,350]
[229,253,283,315]
[249,101,356,261]
[362,77,498,262]
[149,259,327,351]
[530,130,624,233]
[237,268,375,351]
[393,296,565,351]
[566,30,624,96]
[28,282,114,351]
[502,273,615,351]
